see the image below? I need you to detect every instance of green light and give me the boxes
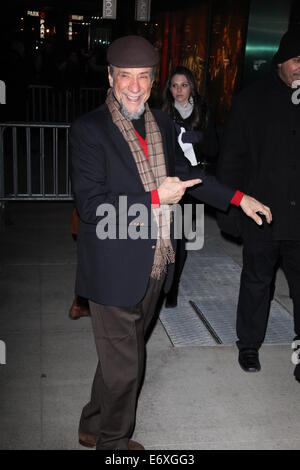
[246,44,278,53]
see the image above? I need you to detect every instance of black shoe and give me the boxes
[238,349,261,372]
[165,285,179,308]
[165,292,178,308]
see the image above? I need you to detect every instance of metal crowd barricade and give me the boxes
[2,84,106,229]
[27,85,56,122]
[79,87,107,116]
[26,85,106,122]
[0,122,73,229]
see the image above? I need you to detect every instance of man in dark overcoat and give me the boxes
[217,28,300,379]
[71,35,271,450]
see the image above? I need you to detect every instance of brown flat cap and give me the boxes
[107,35,159,68]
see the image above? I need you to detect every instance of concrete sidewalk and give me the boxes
[0,202,299,450]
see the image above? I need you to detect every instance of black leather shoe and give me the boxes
[238,349,261,372]
[165,296,178,308]
[165,289,178,308]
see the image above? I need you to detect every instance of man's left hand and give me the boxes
[240,195,272,226]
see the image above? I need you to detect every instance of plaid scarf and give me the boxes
[106,88,175,279]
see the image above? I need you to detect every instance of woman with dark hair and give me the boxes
[162,66,219,307]
[163,65,218,167]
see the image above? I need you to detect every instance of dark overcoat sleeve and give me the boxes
[171,127,236,212]
[216,96,248,236]
[217,96,247,188]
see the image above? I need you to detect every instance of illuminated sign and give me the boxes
[71,15,84,21]
[135,0,151,22]
[27,10,39,17]
[40,17,45,39]
[103,0,117,19]
[68,21,73,41]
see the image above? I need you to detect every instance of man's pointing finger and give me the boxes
[181,178,202,189]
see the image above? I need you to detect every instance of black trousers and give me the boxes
[79,275,165,450]
[167,196,198,298]
[236,239,300,351]
[167,234,187,297]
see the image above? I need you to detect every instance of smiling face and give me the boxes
[278,56,300,87]
[169,74,191,106]
[108,66,153,118]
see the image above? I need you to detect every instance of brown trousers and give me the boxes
[79,276,165,450]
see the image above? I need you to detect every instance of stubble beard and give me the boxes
[119,99,146,120]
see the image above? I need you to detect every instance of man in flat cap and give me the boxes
[71,35,271,450]
[217,27,300,378]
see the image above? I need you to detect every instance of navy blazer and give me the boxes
[70,104,234,306]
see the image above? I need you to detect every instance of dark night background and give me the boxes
[0,0,299,123]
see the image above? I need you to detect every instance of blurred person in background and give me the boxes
[162,66,218,307]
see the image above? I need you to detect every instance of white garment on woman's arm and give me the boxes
[178,127,198,166]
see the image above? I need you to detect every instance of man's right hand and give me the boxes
[157,177,202,205]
